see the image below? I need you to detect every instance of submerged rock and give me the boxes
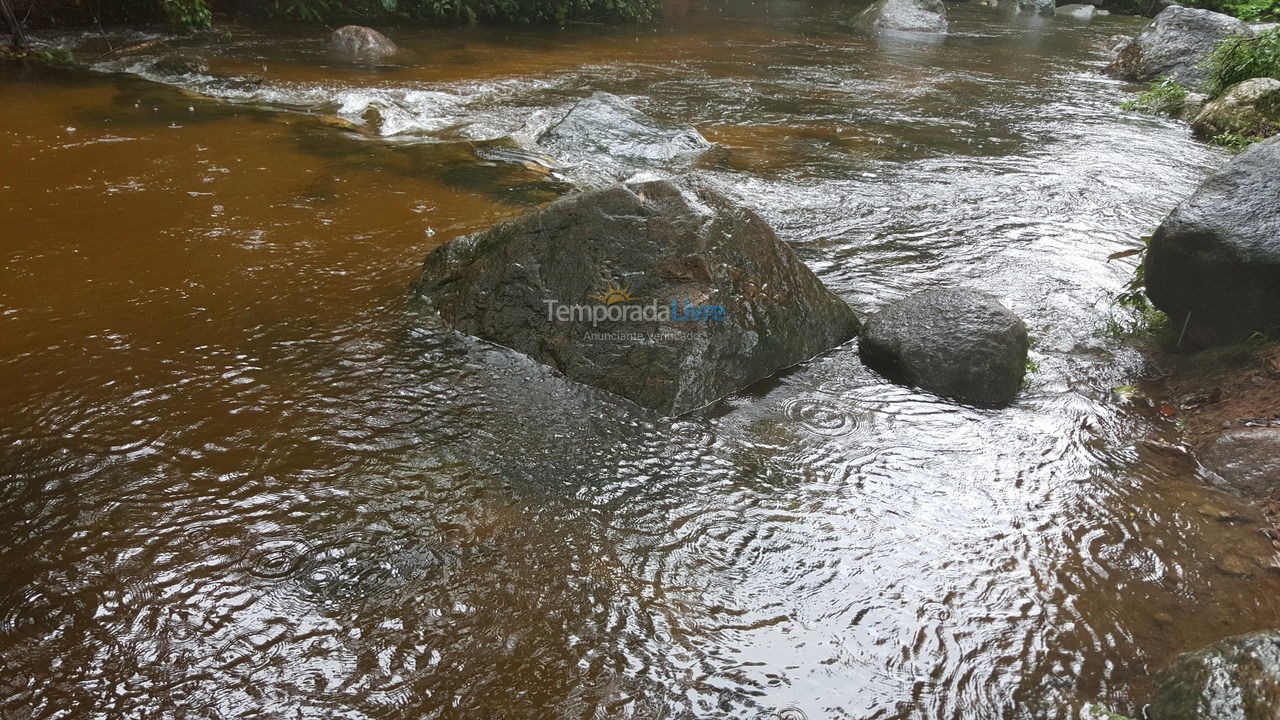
[1144,136,1280,346]
[1108,6,1253,91]
[1150,630,1280,720]
[1191,77,1280,138]
[858,288,1028,407]
[853,0,948,33]
[534,92,712,185]
[150,56,208,76]
[1199,427,1280,497]
[329,25,398,64]
[1056,3,1097,19]
[414,177,861,415]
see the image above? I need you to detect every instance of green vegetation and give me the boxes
[1122,77,1189,116]
[261,0,655,24]
[1102,237,1174,342]
[1205,28,1280,97]
[1189,0,1280,21]
[1210,130,1270,149]
[12,0,654,26]
[162,0,212,27]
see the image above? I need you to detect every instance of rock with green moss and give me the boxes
[1191,77,1280,138]
[1150,630,1280,720]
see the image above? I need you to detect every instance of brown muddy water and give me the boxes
[2,3,1279,718]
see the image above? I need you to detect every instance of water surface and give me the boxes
[3,4,1279,718]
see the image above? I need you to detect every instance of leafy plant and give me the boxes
[1205,28,1280,97]
[162,0,212,27]
[1122,76,1189,116]
[1210,131,1269,150]
[1102,236,1173,341]
[1189,0,1280,21]
[261,0,654,24]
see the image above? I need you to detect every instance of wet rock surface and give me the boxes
[1108,6,1253,91]
[1150,630,1280,720]
[1144,135,1280,347]
[414,177,861,415]
[858,288,1028,407]
[1200,427,1280,498]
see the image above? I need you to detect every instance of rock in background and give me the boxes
[329,25,399,64]
[854,0,949,33]
[1108,6,1253,91]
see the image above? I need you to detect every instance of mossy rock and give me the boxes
[1192,77,1280,138]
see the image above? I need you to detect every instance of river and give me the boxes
[2,2,1279,717]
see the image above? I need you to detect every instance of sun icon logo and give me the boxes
[588,280,638,305]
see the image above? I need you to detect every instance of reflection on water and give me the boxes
[3,3,1279,718]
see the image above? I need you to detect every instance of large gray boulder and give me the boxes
[413,177,861,415]
[535,93,712,185]
[1150,630,1280,720]
[1199,427,1280,497]
[1144,136,1280,346]
[854,0,948,32]
[1191,77,1280,138]
[329,25,398,64]
[1108,6,1253,91]
[858,288,1028,407]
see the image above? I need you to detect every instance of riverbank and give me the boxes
[1140,340,1280,527]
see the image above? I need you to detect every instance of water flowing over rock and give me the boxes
[858,288,1028,407]
[1107,6,1253,91]
[329,25,398,64]
[1150,630,1280,720]
[1191,78,1280,138]
[413,177,861,415]
[1144,135,1280,346]
[150,56,208,76]
[534,92,712,185]
[853,0,948,33]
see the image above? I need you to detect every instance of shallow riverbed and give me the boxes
[2,3,1279,717]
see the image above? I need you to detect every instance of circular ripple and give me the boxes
[782,398,864,437]
[920,600,951,622]
[244,540,310,580]
[0,589,88,638]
